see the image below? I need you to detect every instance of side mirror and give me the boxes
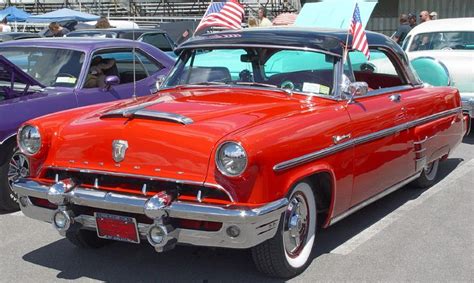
[155,75,165,91]
[345,82,369,104]
[103,75,120,90]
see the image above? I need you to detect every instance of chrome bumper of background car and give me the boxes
[461,95,474,118]
[13,179,287,251]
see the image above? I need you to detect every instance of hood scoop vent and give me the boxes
[101,101,193,125]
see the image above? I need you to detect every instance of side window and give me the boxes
[402,35,411,51]
[140,33,174,52]
[84,49,163,88]
[347,49,405,90]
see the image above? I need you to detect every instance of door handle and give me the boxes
[333,134,351,144]
[389,94,401,102]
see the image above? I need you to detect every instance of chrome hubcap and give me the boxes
[8,151,29,199]
[283,193,309,257]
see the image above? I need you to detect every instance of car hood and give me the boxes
[45,87,307,183]
[0,55,45,88]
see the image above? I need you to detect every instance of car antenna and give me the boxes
[132,12,137,100]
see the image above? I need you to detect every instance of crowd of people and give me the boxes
[392,10,438,45]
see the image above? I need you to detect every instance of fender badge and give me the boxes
[112,140,128,163]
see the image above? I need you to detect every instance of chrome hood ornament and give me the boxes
[112,140,129,163]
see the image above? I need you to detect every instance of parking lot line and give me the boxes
[331,158,474,255]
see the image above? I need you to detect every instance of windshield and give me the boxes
[1,47,85,88]
[163,47,337,96]
[408,31,474,51]
[67,31,117,38]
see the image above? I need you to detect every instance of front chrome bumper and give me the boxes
[13,179,287,251]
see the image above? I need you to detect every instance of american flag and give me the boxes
[195,0,244,34]
[350,3,370,60]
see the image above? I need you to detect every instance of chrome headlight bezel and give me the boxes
[215,141,248,177]
[17,125,42,156]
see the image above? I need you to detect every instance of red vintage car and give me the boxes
[12,28,469,278]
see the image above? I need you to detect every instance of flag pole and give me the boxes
[343,1,358,64]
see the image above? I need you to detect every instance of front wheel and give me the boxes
[251,182,317,278]
[0,143,28,211]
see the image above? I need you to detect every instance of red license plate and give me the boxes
[95,213,140,244]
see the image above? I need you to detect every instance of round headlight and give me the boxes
[18,125,41,155]
[216,142,248,177]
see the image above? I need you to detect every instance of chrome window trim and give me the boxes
[273,107,462,172]
[47,166,235,202]
[177,44,342,58]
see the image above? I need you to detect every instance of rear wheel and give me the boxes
[0,143,28,211]
[65,229,110,249]
[413,159,439,188]
[251,182,316,278]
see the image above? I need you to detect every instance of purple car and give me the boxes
[0,38,174,210]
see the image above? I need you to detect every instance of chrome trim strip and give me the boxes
[47,166,235,202]
[0,133,16,145]
[133,109,193,125]
[178,43,342,58]
[329,172,421,225]
[273,107,461,172]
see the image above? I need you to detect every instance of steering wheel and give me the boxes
[360,62,376,73]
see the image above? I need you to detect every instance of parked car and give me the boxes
[0,37,174,210]
[402,17,474,120]
[12,28,468,278]
[0,32,41,42]
[66,28,177,55]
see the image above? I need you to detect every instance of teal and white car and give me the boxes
[403,18,474,118]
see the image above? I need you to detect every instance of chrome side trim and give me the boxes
[47,166,235,202]
[133,109,193,125]
[273,107,461,172]
[329,172,421,225]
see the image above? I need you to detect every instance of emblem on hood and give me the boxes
[112,140,129,163]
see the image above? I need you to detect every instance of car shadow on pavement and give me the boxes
[462,131,474,145]
[21,158,463,282]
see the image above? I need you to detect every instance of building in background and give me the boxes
[303,0,474,35]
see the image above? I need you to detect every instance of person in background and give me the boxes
[429,11,438,20]
[392,14,412,46]
[248,17,258,28]
[257,7,272,27]
[95,16,112,29]
[408,13,417,28]
[47,22,70,37]
[0,17,12,32]
[419,11,431,23]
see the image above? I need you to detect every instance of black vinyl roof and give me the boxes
[177,27,405,59]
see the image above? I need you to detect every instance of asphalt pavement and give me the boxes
[1,133,473,282]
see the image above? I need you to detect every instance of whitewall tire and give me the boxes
[251,181,316,278]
